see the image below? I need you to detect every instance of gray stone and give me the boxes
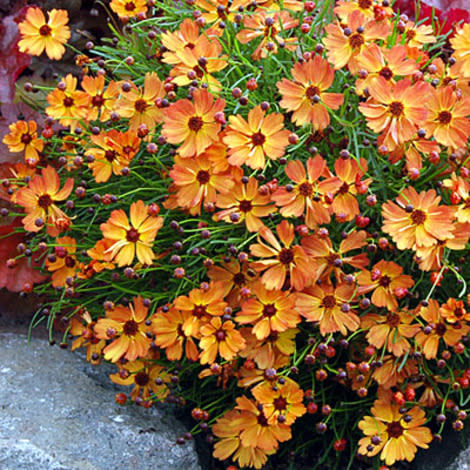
[0,332,201,470]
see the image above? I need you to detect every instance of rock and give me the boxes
[0,332,201,470]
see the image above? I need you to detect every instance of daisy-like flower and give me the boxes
[194,0,249,25]
[424,86,470,149]
[109,0,147,19]
[69,311,106,365]
[214,176,276,232]
[444,174,470,224]
[371,354,418,390]
[334,0,393,22]
[451,23,470,77]
[358,397,432,465]
[94,296,152,363]
[162,88,225,158]
[81,75,119,122]
[2,120,44,166]
[277,55,344,131]
[18,8,70,60]
[440,297,470,324]
[382,187,455,250]
[116,72,165,132]
[296,283,360,336]
[357,260,414,311]
[223,106,290,170]
[46,236,81,287]
[100,200,164,267]
[359,77,431,151]
[250,220,312,291]
[15,165,73,236]
[161,19,204,64]
[400,21,436,48]
[236,282,300,340]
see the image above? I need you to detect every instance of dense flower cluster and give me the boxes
[2,0,470,467]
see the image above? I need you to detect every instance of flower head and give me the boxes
[2,120,44,166]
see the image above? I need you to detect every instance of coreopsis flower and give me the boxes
[199,316,246,364]
[116,72,165,131]
[46,236,81,287]
[161,19,204,64]
[2,120,44,166]
[358,398,432,465]
[357,260,414,311]
[167,154,233,216]
[301,230,369,282]
[18,8,70,60]
[323,10,390,73]
[46,74,90,130]
[256,0,304,11]
[277,56,344,131]
[69,311,106,365]
[94,296,152,363]
[236,11,298,60]
[214,176,276,232]
[424,86,470,148]
[359,77,431,151]
[161,88,225,158]
[296,283,360,336]
[81,75,119,122]
[334,0,393,21]
[361,309,420,357]
[443,174,470,223]
[236,282,300,340]
[85,129,140,183]
[194,0,249,25]
[382,187,455,250]
[371,354,418,389]
[416,299,469,360]
[252,378,306,425]
[109,0,147,18]
[100,200,164,267]
[441,297,470,324]
[15,165,73,236]
[271,156,340,229]
[400,21,436,48]
[250,220,312,291]
[82,239,116,278]
[451,23,470,77]
[223,106,290,170]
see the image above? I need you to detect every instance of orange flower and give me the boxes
[401,21,436,48]
[94,296,152,363]
[277,56,344,131]
[223,106,290,169]
[69,311,106,365]
[250,220,312,291]
[371,354,418,389]
[81,75,119,122]
[296,283,360,336]
[15,165,73,236]
[109,0,147,18]
[100,200,163,267]
[382,187,455,250]
[162,88,225,158]
[116,72,165,131]
[334,0,393,21]
[194,0,249,25]
[2,120,44,166]
[440,297,470,324]
[236,282,300,340]
[451,23,470,77]
[214,176,276,232]
[46,236,81,287]
[357,260,414,311]
[161,19,204,64]
[18,8,70,60]
[359,77,431,151]
[358,398,432,465]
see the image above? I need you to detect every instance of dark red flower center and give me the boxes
[358,0,372,8]
[65,255,76,268]
[123,319,139,336]
[39,24,52,36]
[134,371,150,386]
[193,305,207,317]
[215,329,226,341]
[389,101,404,117]
[278,248,294,265]
[298,182,313,197]
[273,397,287,410]
[322,295,336,309]
[349,33,364,48]
[105,150,117,162]
[379,67,393,80]
[125,1,136,11]
[339,182,350,194]
[306,85,321,100]
[92,95,105,107]
[386,312,400,328]
[126,227,140,242]
[257,413,269,426]
[251,132,266,146]
[438,111,452,124]
[379,275,391,287]
[188,116,204,132]
[63,97,75,108]
[326,253,340,266]
[410,209,426,225]
[239,200,253,213]
[134,99,148,113]
[263,303,277,317]
[233,272,246,286]
[435,323,447,336]
[21,133,33,144]
[38,194,53,209]
[387,421,404,438]
[406,29,416,41]
[196,170,210,184]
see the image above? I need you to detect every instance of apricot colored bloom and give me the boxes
[94,296,152,363]
[451,23,470,77]
[401,21,436,48]
[372,354,418,389]
[296,283,360,336]
[444,175,470,224]
[358,398,432,465]
[250,220,311,291]
[362,310,419,357]
[168,154,233,216]
[359,77,431,151]
[214,176,276,232]
[199,317,246,364]
[277,56,344,131]
[15,165,73,236]
[441,297,470,324]
[46,236,81,287]
[46,74,90,131]
[162,88,225,158]
[161,19,205,64]
[236,282,300,340]
[81,75,119,122]
[416,299,469,360]
[301,230,369,282]
[424,86,470,148]
[271,156,340,229]
[256,0,304,11]
[382,187,455,250]
[2,120,43,165]
[223,106,290,170]
[334,0,393,21]
[18,8,70,60]
[252,378,306,426]
[69,311,105,365]
[116,72,165,131]
[100,200,163,267]
[110,0,147,18]
[194,0,249,25]
[357,260,414,311]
